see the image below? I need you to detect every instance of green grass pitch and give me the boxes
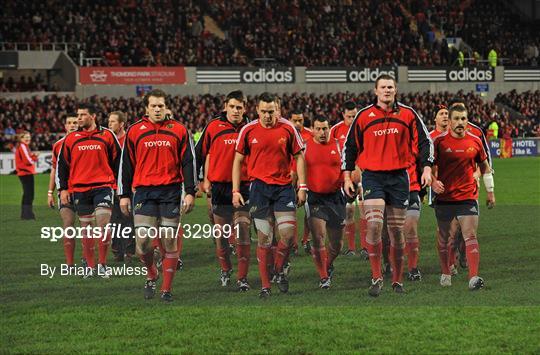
[1,158,539,353]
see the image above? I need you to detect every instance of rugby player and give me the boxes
[304,115,345,288]
[289,109,313,254]
[330,101,366,258]
[48,114,78,266]
[233,92,306,298]
[447,99,492,273]
[108,111,134,262]
[57,103,121,278]
[432,104,495,290]
[118,89,196,302]
[342,74,433,296]
[195,90,252,291]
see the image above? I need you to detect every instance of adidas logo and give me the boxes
[103,195,112,201]
[470,206,478,213]
[75,134,81,137]
[140,124,147,129]
[446,147,452,152]
[340,134,346,139]
[411,202,419,208]
[251,138,259,144]
[286,201,295,208]
[331,150,336,154]
[369,112,376,117]
[404,199,409,206]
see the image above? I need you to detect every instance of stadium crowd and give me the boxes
[1,90,538,152]
[2,0,538,67]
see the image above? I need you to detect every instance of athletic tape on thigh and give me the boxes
[275,215,296,231]
[95,207,112,216]
[406,209,421,218]
[364,209,384,223]
[253,218,272,236]
[386,216,406,228]
[160,219,179,228]
[79,214,94,223]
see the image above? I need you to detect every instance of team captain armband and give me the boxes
[482,173,494,192]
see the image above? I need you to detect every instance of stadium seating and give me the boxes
[1,91,538,152]
[2,0,537,66]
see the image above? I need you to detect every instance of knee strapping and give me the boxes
[95,207,112,217]
[275,215,296,231]
[365,209,384,224]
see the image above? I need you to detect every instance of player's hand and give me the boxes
[432,180,445,194]
[202,178,211,194]
[47,194,55,209]
[120,197,131,216]
[486,192,496,209]
[60,190,71,206]
[182,194,195,214]
[297,189,307,207]
[421,167,433,188]
[343,179,356,198]
[232,191,245,208]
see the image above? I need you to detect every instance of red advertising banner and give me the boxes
[79,67,186,84]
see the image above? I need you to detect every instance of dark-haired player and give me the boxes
[195,90,252,291]
[118,89,196,302]
[57,103,121,278]
[432,105,495,290]
[304,115,345,288]
[330,100,366,257]
[48,114,78,266]
[233,92,306,298]
[289,109,313,254]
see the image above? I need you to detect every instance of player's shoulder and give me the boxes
[467,122,484,136]
[397,102,421,119]
[278,117,296,130]
[465,131,483,144]
[434,130,450,144]
[53,136,66,147]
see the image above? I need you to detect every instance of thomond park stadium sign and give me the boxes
[305,67,398,83]
[196,67,295,83]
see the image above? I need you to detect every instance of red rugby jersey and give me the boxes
[429,128,446,140]
[466,122,492,167]
[305,137,342,194]
[15,143,37,176]
[57,127,120,192]
[236,118,304,185]
[290,126,313,173]
[51,137,64,167]
[342,102,433,172]
[433,131,488,202]
[195,113,249,183]
[329,120,351,149]
[118,116,196,196]
[117,133,126,149]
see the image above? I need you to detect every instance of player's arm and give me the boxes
[47,166,56,208]
[118,132,135,216]
[412,112,434,187]
[480,159,495,209]
[181,133,197,214]
[57,139,71,205]
[294,152,307,206]
[202,154,211,193]
[342,118,362,197]
[194,124,211,181]
[232,152,245,207]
